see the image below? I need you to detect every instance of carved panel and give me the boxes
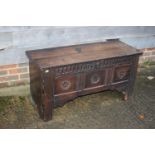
[85,70,105,88]
[113,65,130,82]
[117,68,128,80]
[90,74,101,84]
[60,80,72,90]
[54,75,77,94]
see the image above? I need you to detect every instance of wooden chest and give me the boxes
[26,40,142,121]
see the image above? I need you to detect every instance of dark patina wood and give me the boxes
[26,40,142,121]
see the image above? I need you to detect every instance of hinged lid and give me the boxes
[26,40,142,68]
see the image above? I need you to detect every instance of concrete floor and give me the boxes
[0,63,155,128]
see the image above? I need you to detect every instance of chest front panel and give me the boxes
[53,56,133,97]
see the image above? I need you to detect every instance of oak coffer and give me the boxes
[26,40,142,121]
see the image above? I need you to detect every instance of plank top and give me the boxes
[26,40,142,68]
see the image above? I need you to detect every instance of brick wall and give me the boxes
[0,63,30,88]
[0,48,155,89]
[139,48,155,63]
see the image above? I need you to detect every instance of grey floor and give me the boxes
[0,64,155,129]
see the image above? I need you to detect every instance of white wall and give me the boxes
[0,26,155,65]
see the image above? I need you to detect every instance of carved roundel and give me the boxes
[60,80,71,90]
[116,68,128,80]
[90,74,100,84]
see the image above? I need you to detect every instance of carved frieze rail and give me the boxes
[54,56,133,76]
